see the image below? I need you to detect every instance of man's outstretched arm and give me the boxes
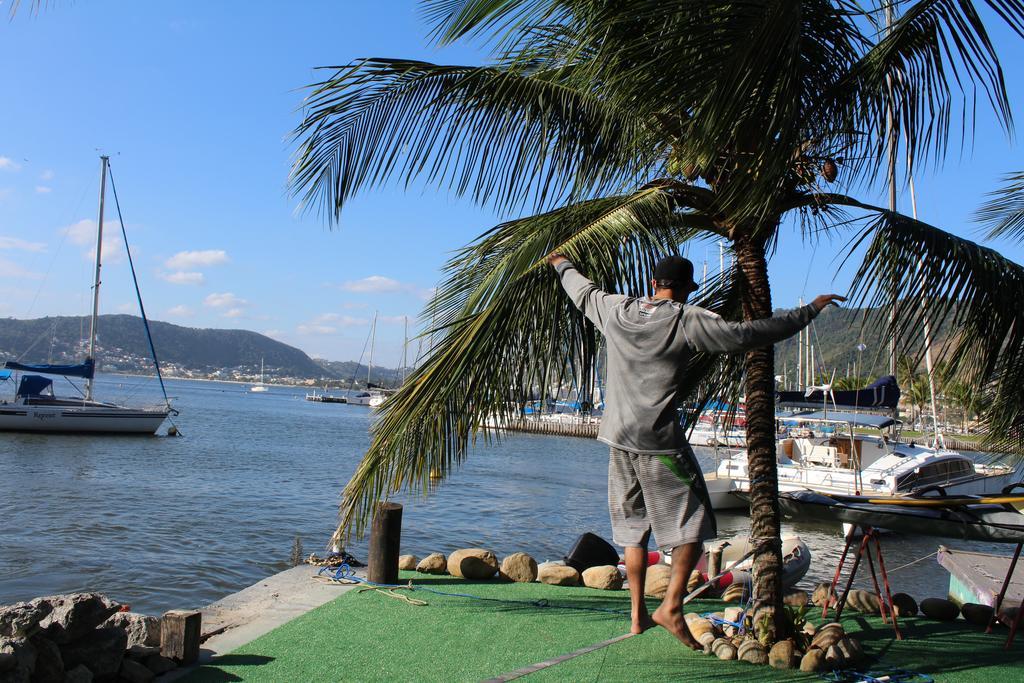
[546,253,622,332]
[683,294,846,354]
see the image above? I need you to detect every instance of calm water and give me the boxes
[0,375,1014,614]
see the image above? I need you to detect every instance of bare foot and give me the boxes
[631,611,656,635]
[652,604,702,651]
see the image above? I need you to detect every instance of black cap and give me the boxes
[653,255,698,291]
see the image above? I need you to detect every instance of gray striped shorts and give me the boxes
[607,445,717,551]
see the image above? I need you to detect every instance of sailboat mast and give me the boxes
[86,155,109,401]
[884,3,899,382]
[401,316,408,383]
[367,311,377,387]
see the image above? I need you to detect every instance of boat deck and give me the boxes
[939,545,1024,607]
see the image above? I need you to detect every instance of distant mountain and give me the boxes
[314,359,414,389]
[0,315,338,381]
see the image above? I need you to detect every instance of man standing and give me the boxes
[548,252,842,649]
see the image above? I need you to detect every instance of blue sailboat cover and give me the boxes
[776,375,900,409]
[15,375,54,397]
[4,358,95,379]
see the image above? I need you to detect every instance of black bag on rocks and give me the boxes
[564,532,619,572]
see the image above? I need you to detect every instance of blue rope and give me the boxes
[106,164,175,417]
[820,669,933,683]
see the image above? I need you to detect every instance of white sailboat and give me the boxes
[250,358,269,393]
[348,311,388,407]
[0,156,171,434]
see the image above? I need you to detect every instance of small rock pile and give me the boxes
[0,593,175,683]
[400,549,627,589]
[809,582,1010,626]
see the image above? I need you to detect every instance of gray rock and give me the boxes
[102,612,160,648]
[397,555,419,571]
[961,602,995,626]
[58,627,126,678]
[0,601,52,639]
[119,658,154,683]
[812,582,837,608]
[0,638,34,683]
[36,595,121,645]
[26,635,62,683]
[499,553,538,583]
[63,664,92,683]
[446,549,499,580]
[643,565,672,598]
[769,639,795,669]
[143,654,176,676]
[581,566,623,590]
[892,593,918,617]
[738,639,768,665]
[783,590,810,608]
[415,553,447,574]
[125,644,160,661]
[810,622,844,650]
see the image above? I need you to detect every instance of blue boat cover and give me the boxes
[16,375,53,397]
[777,410,896,429]
[0,369,10,380]
[4,358,95,379]
[777,375,900,409]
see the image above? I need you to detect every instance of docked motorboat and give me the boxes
[715,410,1018,501]
[347,389,387,407]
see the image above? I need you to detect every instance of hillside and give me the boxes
[0,315,336,381]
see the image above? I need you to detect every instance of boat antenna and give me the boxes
[107,161,175,414]
[85,156,108,401]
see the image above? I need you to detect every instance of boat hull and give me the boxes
[0,404,168,434]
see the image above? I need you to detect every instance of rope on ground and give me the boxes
[819,667,933,683]
[479,632,636,682]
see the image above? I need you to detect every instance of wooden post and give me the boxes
[368,502,403,585]
[161,610,202,664]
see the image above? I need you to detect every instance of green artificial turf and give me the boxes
[186,571,1024,682]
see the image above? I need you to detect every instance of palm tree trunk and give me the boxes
[734,233,786,644]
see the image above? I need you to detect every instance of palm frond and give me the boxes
[976,171,1024,241]
[290,58,648,222]
[331,188,727,543]
[847,211,1024,454]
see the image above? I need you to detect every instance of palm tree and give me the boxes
[291,1,1024,643]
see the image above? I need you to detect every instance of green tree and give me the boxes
[291,1,1024,643]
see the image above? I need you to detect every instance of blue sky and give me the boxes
[1,2,1022,367]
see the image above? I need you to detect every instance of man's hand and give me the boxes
[811,294,846,312]
[546,251,568,267]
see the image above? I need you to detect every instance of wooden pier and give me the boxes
[484,417,600,439]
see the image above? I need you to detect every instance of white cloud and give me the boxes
[166,305,194,318]
[204,292,247,308]
[0,157,20,171]
[61,219,124,263]
[342,301,369,309]
[161,271,205,285]
[313,312,369,326]
[223,308,245,319]
[40,169,55,181]
[0,256,43,280]
[341,275,403,293]
[297,323,336,335]
[262,329,283,338]
[35,186,52,194]
[165,249,228,269]
[380,315,414,325]
[0,236,46,252]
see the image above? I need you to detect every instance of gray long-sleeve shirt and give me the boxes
[555,260,817,454]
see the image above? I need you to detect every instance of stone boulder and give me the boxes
[537,564,580,587]
[710,637,737,660]
[687,617,716,646]
[783,590,810,608]
[36,594,121,645]
[125,645,160,661]
[961,603,995,626]
[0,600,52,639]
[643,565,672,598]
[769,639,796,669]
[920,597,960,621]
[891,593,918,617]
[810,622,844,651]
[812,582,837,608]
[499,553,538,583]
[102,612,160,648]
[582,566,623,591]
[27,635,62,683]
[846,589,881,614]
[722,582,747,603]
[397,555,419,571]
[416,553,447,574]
[800,648,826,672]
[143,654,177,676]
[63,665,92,683]
[58,627,127,679]
[0,638,35,683]
[738,639,768,665]
[447,549,499,580]
[119,658,154,683]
